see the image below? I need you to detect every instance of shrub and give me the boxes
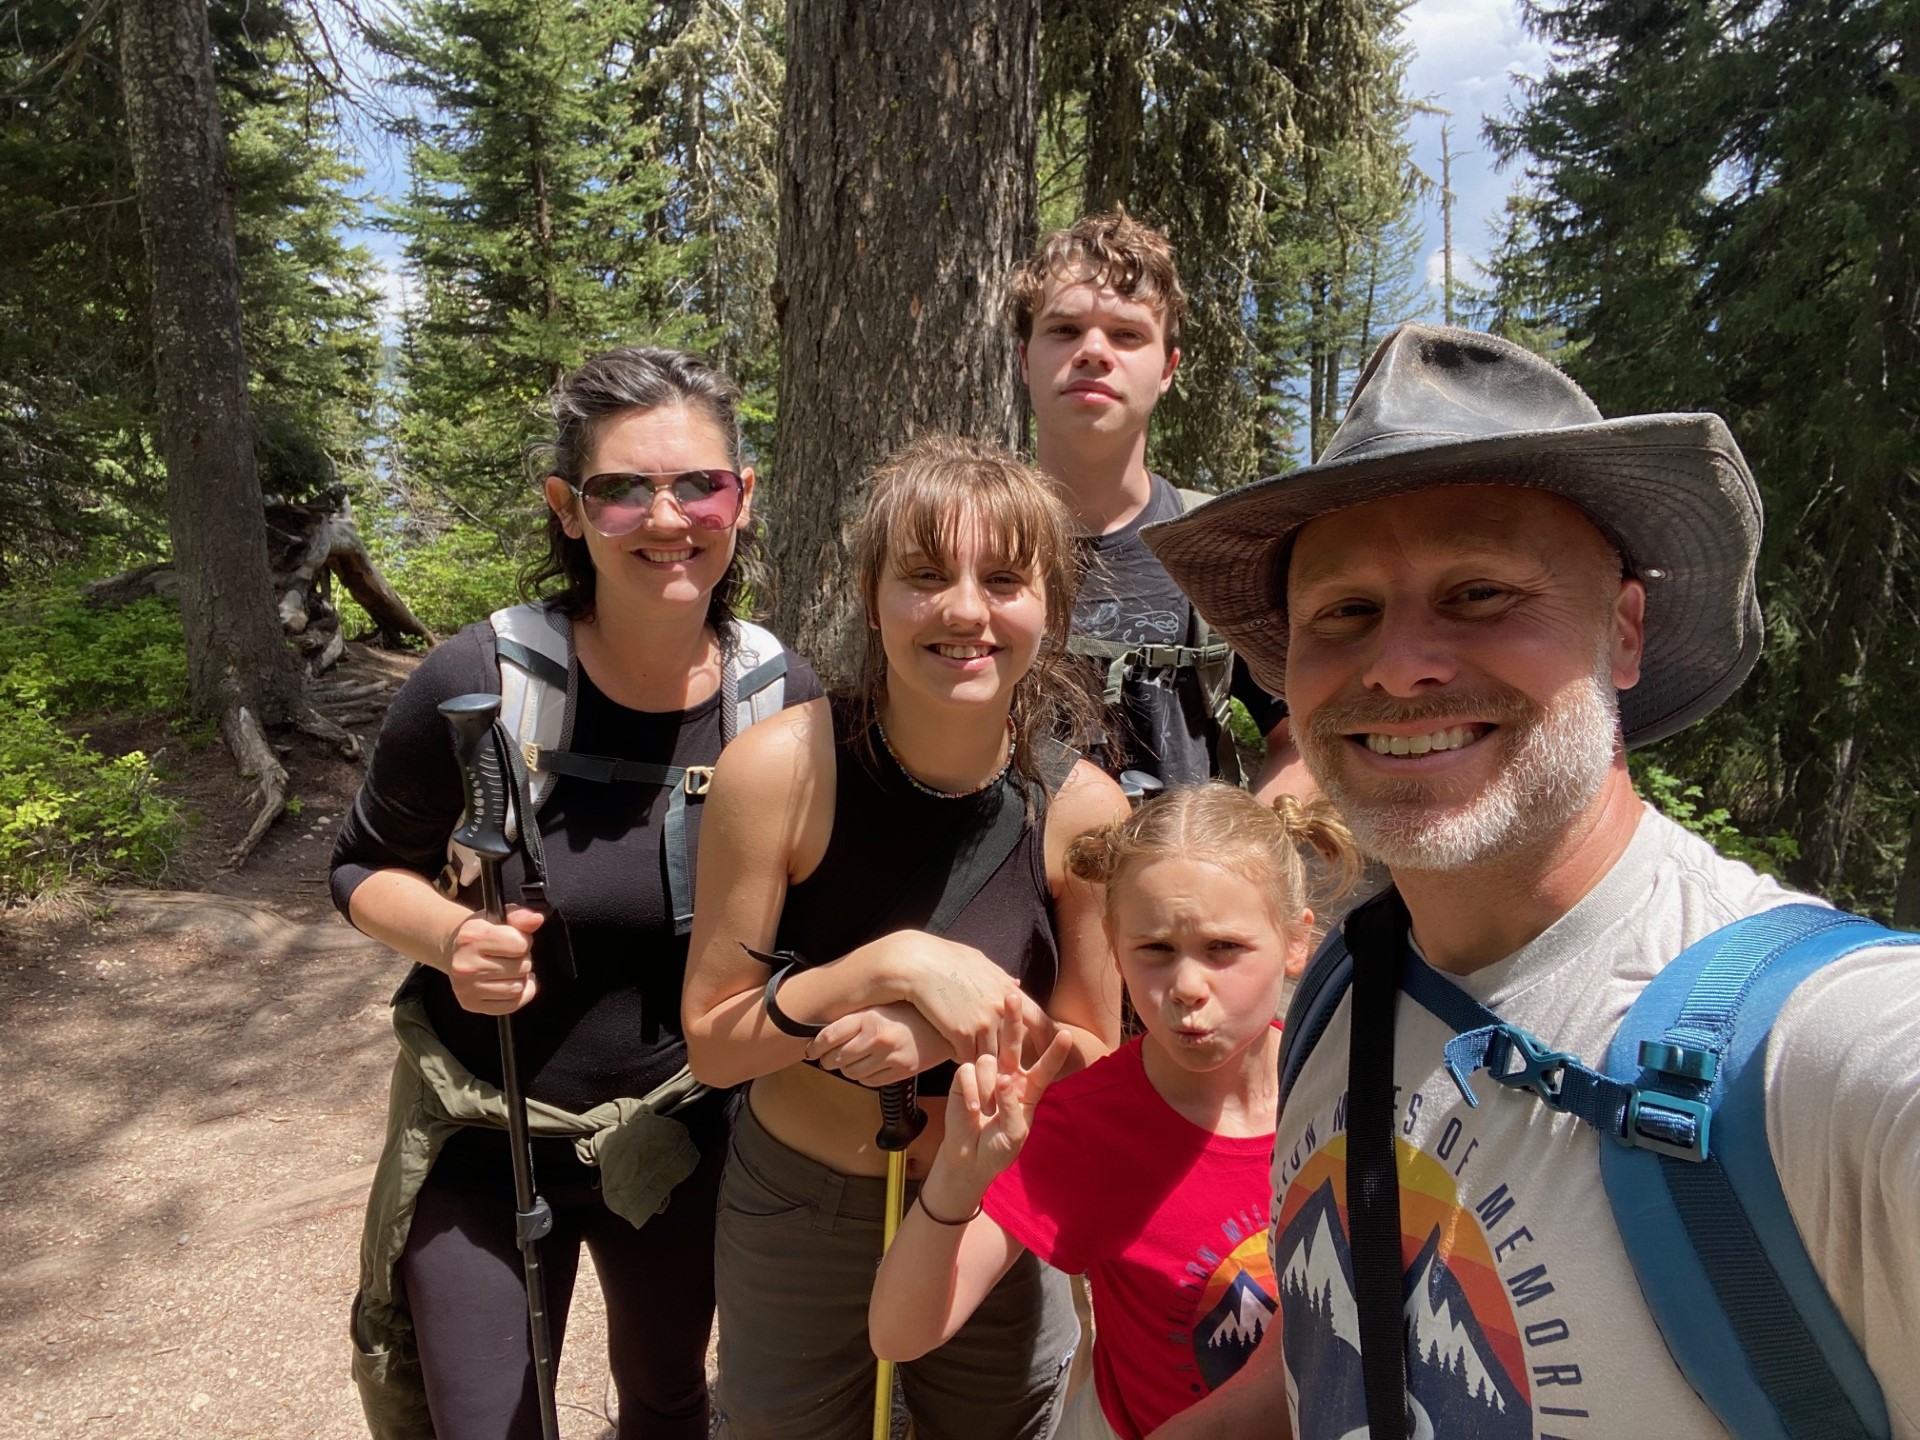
[0,585,186,902]
[0,685,180,903]
[0,592,187,718]
[1632,758,1799,877]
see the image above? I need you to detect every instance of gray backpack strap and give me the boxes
[1176,486,1244,784]
[727,619,787,734]
[490,601,575,818]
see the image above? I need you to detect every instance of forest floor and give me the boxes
[0,643,644,1439]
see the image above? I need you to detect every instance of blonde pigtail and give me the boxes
[1066,821,1127,887]
[1271,794,1362,902]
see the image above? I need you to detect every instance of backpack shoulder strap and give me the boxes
[726,619,788,732]
[1599,903,1901,1440]
[490,601,572,817]
[1176,483,1242,783]
[1277,886,1403,1106]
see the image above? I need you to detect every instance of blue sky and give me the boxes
[343,0,1544,329]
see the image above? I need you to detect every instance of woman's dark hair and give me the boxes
[844,433,1098,797]
[521,345,768,632]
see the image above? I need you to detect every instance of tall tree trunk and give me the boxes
[117,0,301,730]
[770,0,1039,680]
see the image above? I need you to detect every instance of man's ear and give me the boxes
[1611,576,1647,692]
[543,476,583,539]
[1160,345,1181,394]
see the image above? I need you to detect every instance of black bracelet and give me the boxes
[753,950,824,1040]
[915,1191,984,1227]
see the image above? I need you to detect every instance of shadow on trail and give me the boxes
[0,887,406,1349]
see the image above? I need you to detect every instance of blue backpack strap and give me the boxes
[1600,904,1900,1440]
[1399,902,1897,1440]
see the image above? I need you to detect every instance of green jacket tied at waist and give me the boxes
[351,994,708,1440]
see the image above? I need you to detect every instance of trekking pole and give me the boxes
[440,693,563,1440]
[872,1078,928,1440]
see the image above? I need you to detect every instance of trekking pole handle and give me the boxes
[440,694,513,920]
[875,1078,928,1153]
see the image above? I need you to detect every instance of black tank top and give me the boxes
[775,704,1063,1092]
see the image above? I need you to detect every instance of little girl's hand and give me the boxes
[941,992,1075,1188]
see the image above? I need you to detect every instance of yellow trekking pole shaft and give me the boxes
[873,1080,926,1440]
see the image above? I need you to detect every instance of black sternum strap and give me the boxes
[531,746,705,937]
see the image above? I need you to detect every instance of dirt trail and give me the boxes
[0,645,630,1438]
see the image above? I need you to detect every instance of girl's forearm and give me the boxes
[683,940,909,1087]
[868,1165,1020,1364]
[868,1202,973,1362]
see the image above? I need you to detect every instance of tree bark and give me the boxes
[117,0,303,728]
[769,0,1040,681]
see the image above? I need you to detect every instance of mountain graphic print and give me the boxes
[1274,1138,1532,1440]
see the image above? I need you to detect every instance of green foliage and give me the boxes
[0,585,186,902]
[335,521,524,638]
[0,703,180,903]
[0,592,187,718]
[1490,0,1920,911]
[1632,758,1799,878]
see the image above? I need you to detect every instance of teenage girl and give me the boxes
[868,782,1355,1440]
[682,434,1130,1439]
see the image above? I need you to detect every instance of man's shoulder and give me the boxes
[1629,807,1812,941]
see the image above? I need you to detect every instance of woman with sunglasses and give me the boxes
[332,347,823,1440]
[683,435,1130,1439]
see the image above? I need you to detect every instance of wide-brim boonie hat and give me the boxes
[1142,324,1763,747]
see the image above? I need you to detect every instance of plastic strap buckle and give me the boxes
[683,766,715,796]
[1485,1025,1577,1105]
[1622,1089,1712,1162]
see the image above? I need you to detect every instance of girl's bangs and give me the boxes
[887,467,1054,577]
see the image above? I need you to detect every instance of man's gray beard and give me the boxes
[1301,663,1621,873]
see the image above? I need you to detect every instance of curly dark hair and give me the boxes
[521,346,768,632]
[1006,207,1187,352]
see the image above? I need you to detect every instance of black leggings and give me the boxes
[399,1131,723,1440]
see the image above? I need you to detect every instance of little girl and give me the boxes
[868,782,1354,1440]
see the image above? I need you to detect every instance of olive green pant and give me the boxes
[712,1099,1076,1440]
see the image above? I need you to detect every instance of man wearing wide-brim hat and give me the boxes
[1140,325,1920,1440]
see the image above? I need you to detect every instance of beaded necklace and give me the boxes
[875,715,1016,800]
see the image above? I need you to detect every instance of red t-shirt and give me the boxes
[983,1037,1279,1440]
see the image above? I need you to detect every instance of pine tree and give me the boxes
[0,0,381,578]
[1491,0,1920,912]
[378,0,699,519]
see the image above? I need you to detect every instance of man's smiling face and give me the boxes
[1284,485,1646,871]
